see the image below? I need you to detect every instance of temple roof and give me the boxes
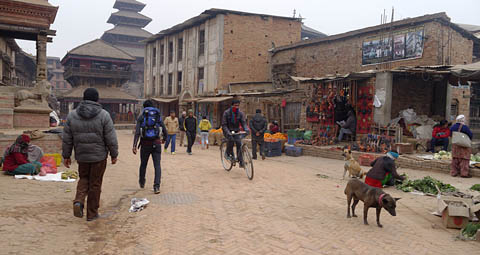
[116,0,145,6]
[113,45,145,58]
[109,10,152,21]
[103,25,152,38]
[62,85,137,101]
[65,39,135,61]
[13,0,52,7]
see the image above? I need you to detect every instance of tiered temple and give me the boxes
[101,0,152,98]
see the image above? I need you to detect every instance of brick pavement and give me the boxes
[1,130,479,254]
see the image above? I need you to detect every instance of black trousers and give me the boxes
[186,131,196,153]
[226,136,243,163]
[139,144,162,188]
[251,138,264,158]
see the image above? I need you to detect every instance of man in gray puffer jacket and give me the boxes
[62,88,118,222]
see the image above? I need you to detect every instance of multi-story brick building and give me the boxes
[144,8,302,126]
[47,56,71,94]
[268,13,479,135]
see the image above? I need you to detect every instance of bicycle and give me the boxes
[220,131,254,180]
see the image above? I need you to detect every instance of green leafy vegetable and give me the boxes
[395,176,456,195]
[461,223,480,238]
[470,184,480,192]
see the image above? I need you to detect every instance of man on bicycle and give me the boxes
[222,100,249,167]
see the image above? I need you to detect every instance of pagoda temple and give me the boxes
[101,0,152,98]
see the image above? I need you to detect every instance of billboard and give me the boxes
[362,26,424,65]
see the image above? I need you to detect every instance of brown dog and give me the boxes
[342,148,365,179]
[344,178,400,227]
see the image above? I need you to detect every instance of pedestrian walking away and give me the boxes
[133,100,168,194]
[222,100,250,167]
[164,110,179,154]
[62,88,119,222]
[184,109,197,155]
[249,109,267,160]
[179,111,187,147]
[199,116,212,149]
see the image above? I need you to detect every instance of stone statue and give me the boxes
[14,79,52,109]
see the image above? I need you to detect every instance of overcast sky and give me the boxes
[17,0,480,58]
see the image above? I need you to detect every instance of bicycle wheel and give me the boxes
[220,141,233,171]
[242,144,254,180]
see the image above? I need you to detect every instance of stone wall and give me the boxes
[0,133,62,156]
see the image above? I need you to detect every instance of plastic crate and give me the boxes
[287,137,297,145]
[264,141,282,151]
[265,149,282,157]
[285,146,302,157]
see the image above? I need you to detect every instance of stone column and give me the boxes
[373,72,393,126]
[36,34,48,82]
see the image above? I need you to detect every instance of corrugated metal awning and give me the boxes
[197,96,233,103]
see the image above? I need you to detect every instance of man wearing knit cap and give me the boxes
[63,87,119,222]
[364,150,405,188]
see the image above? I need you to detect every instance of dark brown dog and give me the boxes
[344,178,400,227]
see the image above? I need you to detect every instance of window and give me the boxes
[159,75,164,95]
[198,30,205,56]
[177,71,182,95]
[167,73,173,95]
[152,47,157,67]
[152,76,156,96]
[177,38,183,61]
[198,67,204,94]
[168,41,174,63]
[160,44,164,65]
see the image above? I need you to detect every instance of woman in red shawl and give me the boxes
[2,134,41,175]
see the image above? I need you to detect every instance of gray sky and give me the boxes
[17,0,480,58]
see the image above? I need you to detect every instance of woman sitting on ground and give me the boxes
[2,134,41,175]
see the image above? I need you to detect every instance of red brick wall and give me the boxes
[271,21,474,78]
[220,14,301,89]
[0,109,13,129]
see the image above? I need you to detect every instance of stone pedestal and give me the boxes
[13,107,51,128]
[0,108,14,129]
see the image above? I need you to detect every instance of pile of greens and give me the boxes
[461,223,480,239]
[470,184,480,192]
[395,176,456,195]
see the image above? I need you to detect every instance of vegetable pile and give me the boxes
[395,176,456,195]
[61,170,78,180]
[264,133,287,140]
[433,150,452,160]
[470,184,480,192]
[461,223,480,239]
[209,128,222,133]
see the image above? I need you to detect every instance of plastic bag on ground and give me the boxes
[129,198,150,212]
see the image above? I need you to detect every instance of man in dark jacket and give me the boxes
[133,100,167,194]
[178,111,187,147]
[63,88,118,221]
[365,150,405,188]
[184,109,197,155]
[337,110,356,142]
[249,109,267,160]
[222,100,249,167]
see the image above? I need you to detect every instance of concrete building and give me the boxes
[47,56,71,94]
[144,8,302,126]
[266,13,479,134]
[101,0,152,99]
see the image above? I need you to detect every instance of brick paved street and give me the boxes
[1,130,480,254]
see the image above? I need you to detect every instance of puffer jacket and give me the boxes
[62,100,119,163]
[249,113,267,139]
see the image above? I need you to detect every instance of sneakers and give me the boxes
[207,144,209,149]
[73,202,84,218]
[164,148,168,153]
[262,155,266,160]
[139,181,145,189]
[154,187,160,194]
[171,152,176,155]
[188,152,192,155]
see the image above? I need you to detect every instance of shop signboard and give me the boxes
[362,26,424,65]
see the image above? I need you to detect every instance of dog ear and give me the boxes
[382,198,389,205]
[394,197,401,201]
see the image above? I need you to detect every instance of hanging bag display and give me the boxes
[452,124,471,148]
